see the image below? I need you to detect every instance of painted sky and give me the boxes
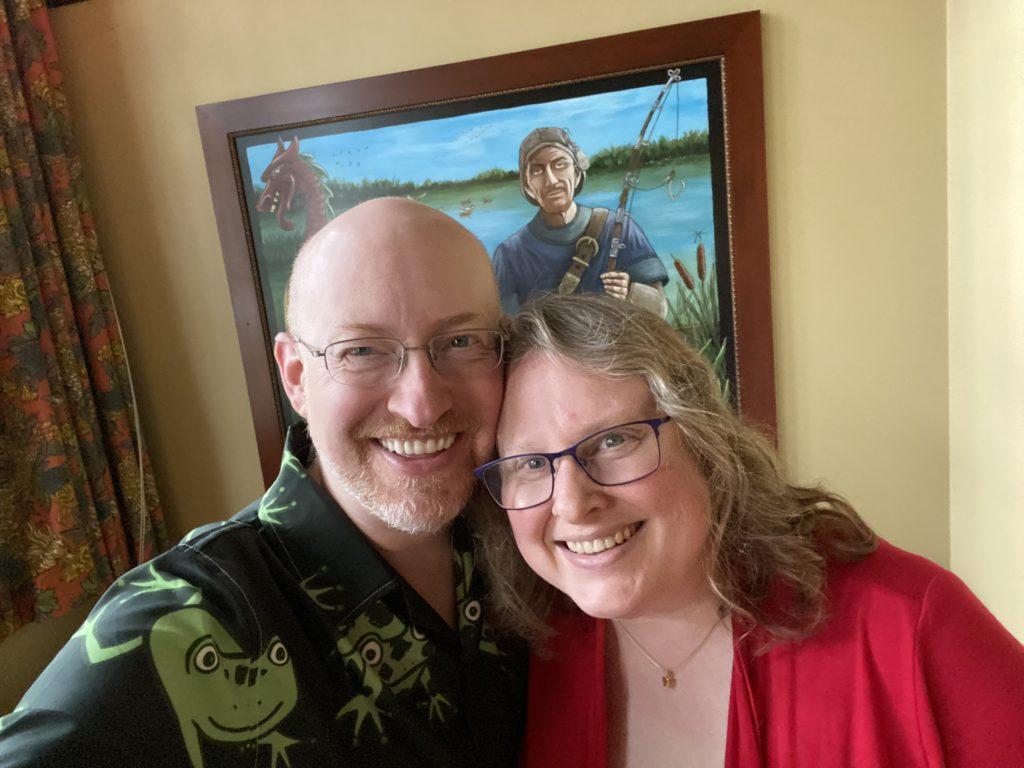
[245,77,709,186]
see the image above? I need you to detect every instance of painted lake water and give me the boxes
[427,156,716,281]
[257,155,719,423]
[258,155,716,338]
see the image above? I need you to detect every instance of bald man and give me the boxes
[0,199,527,768]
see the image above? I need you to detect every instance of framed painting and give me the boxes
[197,11,775,487]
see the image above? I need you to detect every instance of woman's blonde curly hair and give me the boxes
[469,293,877,648]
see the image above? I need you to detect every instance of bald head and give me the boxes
[285,197,498,338]
[273,197,506,539]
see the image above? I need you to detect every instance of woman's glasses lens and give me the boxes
[480,419,665,510]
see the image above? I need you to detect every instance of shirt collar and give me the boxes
[527,204,593,244]
[257,423,396,623]
[259,423,487,645]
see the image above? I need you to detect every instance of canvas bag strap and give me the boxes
[557,207,610,295]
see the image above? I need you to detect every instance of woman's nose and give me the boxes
[549,457,603,521]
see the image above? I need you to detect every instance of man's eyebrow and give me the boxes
[324,321,385,337]
[326,312,488,339]
[437,311,488,328]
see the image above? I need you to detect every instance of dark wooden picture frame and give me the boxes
[197,11,775,488]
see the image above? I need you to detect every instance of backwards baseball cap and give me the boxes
[518,127,590,205]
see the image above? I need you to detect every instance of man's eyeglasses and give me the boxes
[292,329,504,387]
[474,416,671,511]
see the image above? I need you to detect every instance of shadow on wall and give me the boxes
[49,1,248,540]
[0,598,96,712]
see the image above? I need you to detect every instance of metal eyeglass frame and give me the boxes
[474,416,672,510]
[291,329,505,383]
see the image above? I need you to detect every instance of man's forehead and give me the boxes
[527,145,574,165]
[288,198,499,338]
[319,310,493,340]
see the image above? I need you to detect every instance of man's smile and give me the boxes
[376,435,456,457]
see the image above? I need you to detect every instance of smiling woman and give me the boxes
[492,360,713,626]
[469,294,1024,767]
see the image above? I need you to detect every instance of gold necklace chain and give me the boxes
[614,616,722,689]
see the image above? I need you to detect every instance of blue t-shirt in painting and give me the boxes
[490,205,668,314]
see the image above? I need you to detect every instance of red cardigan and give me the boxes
[522,541,1024,767]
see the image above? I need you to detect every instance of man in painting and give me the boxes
[0,199,526,768]
[491,126,669,316]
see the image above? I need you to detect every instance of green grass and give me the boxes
[667,244,731,402]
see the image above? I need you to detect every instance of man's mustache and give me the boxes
[355,414,477,440]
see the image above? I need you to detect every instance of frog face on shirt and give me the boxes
[334,605,450,743]
[149,607,298,768]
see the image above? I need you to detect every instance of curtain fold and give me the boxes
[0,0,166,639]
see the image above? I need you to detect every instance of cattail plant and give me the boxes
[667,231,730,402]
[674,258,696,290]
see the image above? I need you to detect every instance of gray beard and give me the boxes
[317,449,472,535]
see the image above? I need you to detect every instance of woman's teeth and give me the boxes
[379,435,455,456]
[564,523,640,555]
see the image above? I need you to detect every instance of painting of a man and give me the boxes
[491,127,668,316]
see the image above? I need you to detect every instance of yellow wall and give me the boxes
[2,0,957,709]
[948,0,1024,637]
[46,0,950,551]
[0,600,94,712]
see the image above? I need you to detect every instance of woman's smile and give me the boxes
[558,521,644,555]
[497,351,712,619]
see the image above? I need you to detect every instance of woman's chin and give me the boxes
[567,589,641,620]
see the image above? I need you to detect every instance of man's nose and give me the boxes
[386,348,453,428]
[549,457,602,522]
[542,164,560,186]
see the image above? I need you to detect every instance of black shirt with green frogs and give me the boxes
[0,424,527,768]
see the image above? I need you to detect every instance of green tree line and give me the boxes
[253,130,709,211]
[588,131,710,171]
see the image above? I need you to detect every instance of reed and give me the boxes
[668,234,730,401]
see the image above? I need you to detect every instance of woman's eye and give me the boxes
[513,456,547,473]
[584,427,645,459]
[447,335,473,349]
[600,433,627,449]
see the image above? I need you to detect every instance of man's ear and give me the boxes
[274,332,308,418]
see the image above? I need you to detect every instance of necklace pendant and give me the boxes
[661,669,676,689]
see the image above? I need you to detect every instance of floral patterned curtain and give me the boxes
[0,0,166,639]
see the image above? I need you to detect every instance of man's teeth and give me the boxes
[379,435,456,457]
[564,523,640,555]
